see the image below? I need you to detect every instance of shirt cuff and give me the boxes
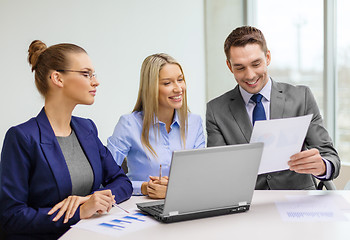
[132,181,144,196]
[314,158,332,180]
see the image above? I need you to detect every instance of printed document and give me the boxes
[250,114,312,174]
[275,194,350,222]
[71,209,157,237]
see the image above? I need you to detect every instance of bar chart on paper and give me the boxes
[72,210,157,237]
[275,194,350,222]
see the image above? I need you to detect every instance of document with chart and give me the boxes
[71,209,157,237]
[275,194,350,222]
[250,114,312,174]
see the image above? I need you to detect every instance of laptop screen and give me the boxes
[162,142,264,216]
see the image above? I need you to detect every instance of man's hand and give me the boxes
[288,148,326,176]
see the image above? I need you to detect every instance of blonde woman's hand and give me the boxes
[149,176,168,185]
[147,177,168,199]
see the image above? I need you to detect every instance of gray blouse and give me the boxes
[56,130,94,196]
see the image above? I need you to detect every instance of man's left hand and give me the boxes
[288,148,326,176]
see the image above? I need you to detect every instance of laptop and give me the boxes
[136,142,263,223]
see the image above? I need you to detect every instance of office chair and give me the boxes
[315,180,337,190]
[121,157,128,174]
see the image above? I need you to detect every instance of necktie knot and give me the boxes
[251,93,266,125]
[251,93,263,103]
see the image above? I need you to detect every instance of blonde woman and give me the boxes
[107,53,205,199]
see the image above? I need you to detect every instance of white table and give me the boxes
[60,190,350,240]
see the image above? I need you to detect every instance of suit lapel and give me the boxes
[71,118,101,191]
[37,108,72,199]
[228,80,286,142]
[228,86,252,142]
[270,80,285,119]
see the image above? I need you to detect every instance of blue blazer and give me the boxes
[0,108,132,239]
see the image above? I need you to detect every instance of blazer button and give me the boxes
[266,175,272,180]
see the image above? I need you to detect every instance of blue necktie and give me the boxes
[251,93,266,126]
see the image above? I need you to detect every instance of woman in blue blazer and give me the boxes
[0,40,132,240]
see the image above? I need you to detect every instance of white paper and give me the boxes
[250,114,312,174]
[71,209,158,237]
[275,194,350,222]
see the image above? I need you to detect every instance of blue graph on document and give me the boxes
[99,212,148,230]
[287,212,334,218]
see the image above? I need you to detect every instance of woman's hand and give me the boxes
[48,189,115,223]
[147,176,168,199]
[79,190,115,219]
[149,176,168,185]
[48,195,90,223]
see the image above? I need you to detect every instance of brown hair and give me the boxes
[27,40,87,96]
[133,53,188,158]
[224,26,268,61]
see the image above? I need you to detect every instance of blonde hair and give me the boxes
[133,53,188,157]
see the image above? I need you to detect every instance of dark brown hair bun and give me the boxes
[28,40,47,71]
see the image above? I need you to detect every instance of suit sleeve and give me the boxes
[303,86,341,179]
[0,127,79,235]
[206,102,227,147]
[88,120,132,203]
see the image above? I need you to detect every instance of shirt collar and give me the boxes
[154,110,180,127]
[239,77,272,105]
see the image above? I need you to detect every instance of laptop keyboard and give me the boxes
[148,204,164,214]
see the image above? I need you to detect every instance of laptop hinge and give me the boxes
[238,201,247,206]
[169,211,179,216]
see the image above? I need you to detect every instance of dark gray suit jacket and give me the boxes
[206,80,340,190]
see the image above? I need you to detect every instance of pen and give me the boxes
[113,203,130,214]
[159,164,162,181]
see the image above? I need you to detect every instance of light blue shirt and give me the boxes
[239,77,331,179]
[107,111,205,195]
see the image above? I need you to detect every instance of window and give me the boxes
[251,0,350,164]
[254,0,324,115]
[337,0,350,164]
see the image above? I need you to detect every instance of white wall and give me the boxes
[0,0,206,146]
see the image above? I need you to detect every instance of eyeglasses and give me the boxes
[56,69,97,79]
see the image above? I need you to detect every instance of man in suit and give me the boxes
[206,26,340,190]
